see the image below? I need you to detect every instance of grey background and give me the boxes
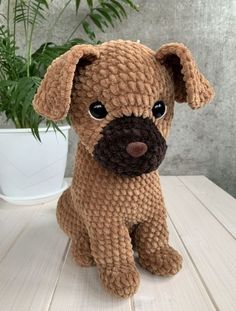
[0,0,235,196]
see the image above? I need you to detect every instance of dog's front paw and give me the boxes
[99,265,140,298]
[139,246,182,276]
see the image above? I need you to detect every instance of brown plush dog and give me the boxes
[33,40,214,298]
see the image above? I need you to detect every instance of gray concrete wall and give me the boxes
[1,0,236,196]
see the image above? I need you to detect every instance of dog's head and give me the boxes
[33,40,214,177]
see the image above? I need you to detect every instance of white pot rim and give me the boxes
[0,180,69,204]
[0,125,70,133]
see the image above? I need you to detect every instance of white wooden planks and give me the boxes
[178,175,236,238]
[0,202,41,261]
[160,176,236,311]
[0,201,69,311]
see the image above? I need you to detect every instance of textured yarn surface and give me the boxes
[33,40,214,298]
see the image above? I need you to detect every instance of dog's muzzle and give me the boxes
[93,116,167,177]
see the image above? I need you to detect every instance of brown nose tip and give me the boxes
[126,142,148,158]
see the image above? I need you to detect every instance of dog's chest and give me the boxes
[72,146,163,222]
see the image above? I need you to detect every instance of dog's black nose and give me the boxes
[126,142,148,158]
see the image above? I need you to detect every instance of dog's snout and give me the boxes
[93,116,167,177]
[126,142,148,158]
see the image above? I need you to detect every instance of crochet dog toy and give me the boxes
[33,40,214,298]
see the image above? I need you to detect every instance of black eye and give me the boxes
[89,101,108,120]
[152,100,167,119]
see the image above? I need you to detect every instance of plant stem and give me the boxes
[19,1,28,40]
[13,114,21,128]
[26,0,42,77]
[28,1,42,63]
[7,0,10,35]
[13,0,18,44]
[67,13,90,41]
[12,0,19,79]
[26,0,32,77]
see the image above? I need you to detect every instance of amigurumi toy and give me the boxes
[33,40,214,298]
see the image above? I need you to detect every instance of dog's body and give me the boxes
[57,143,177,298]
[33,40,214,298]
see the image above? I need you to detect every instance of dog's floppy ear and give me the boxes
[33,45,99,121]
[156,43,214,109]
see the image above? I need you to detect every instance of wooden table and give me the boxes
[0,176,235,311]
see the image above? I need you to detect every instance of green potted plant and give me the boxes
[0,0,138,204]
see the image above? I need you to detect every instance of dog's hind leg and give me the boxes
[57,188,95,267]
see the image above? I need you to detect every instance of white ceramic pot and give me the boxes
[0,126,70,203]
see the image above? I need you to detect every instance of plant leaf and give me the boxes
[87,0,93,9]
[75,0,81,14]
[31,38,90,76]
[14,0,49,25]
[96,8,114,27]
[120,0,139,11]
[103,3,122,21]
[0,13,7,20]
[0,80,18,87]
[82,20,96,40]
[0,25,23,79]
[89,13,105,32]
[110,0,127,17]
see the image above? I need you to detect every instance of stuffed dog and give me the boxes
[33,40,214,298]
